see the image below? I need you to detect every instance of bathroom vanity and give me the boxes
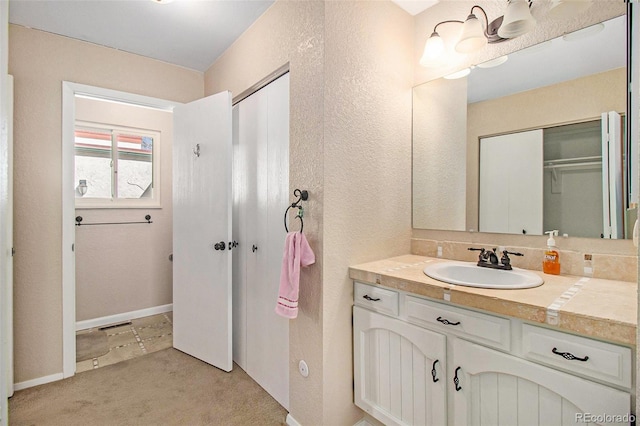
[350,255,636,426]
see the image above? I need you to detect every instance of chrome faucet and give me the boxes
[468,247,523,270]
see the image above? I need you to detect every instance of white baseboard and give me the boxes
[14,372,64,391]
[286,413,302,426]
[76,303,173,331]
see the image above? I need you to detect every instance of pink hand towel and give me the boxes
[275,232,315,319]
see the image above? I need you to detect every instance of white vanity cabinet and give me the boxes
[353,281,633,426]
[353,306,447,426]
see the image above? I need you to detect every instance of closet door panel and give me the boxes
[232,105,247,369]
[242,85,268,386]
[257,73,290,409]
[234,73,290,411]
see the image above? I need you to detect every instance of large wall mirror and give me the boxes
[412,13,635,240]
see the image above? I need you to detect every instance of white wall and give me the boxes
[205,1,413,424]
[74,97,173,321]
[9,23,203,384]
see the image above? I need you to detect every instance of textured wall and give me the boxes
[413,77,467,230]
[9,24,203,383]
[323,1,413,423]
[205,0,413,423]
[74,97,173,321]
[205,2,325,423]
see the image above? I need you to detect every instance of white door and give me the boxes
[173,91,233,372]
[232,73,290,408]
[354,306,447,426]
[601,111,624,239]
[451,339,630,425]
[247,74,289,408]
[0,72,12,424]
[480,130,543,235]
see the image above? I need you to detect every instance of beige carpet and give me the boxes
[9,348,288,426]
[76,330,109,362]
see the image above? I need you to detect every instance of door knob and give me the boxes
[252,245,258,253]
[214,241,226,251]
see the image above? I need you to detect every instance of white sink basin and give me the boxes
[423,261,544,289]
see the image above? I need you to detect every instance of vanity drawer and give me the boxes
[522,324,632,388]
[354,282,399,317]
[406,296,511,351]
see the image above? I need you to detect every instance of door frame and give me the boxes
[61,82,178,377]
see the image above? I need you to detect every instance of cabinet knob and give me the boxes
[252,244,258,253]
[213,241,226,251]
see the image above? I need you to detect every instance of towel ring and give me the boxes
[284,189,308,233]
[284,206,303,233]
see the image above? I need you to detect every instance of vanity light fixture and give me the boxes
[420,2,530,68]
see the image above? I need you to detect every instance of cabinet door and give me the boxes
[354,306,446,426]
[451,339,630,426]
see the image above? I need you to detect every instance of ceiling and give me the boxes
[9,0,438,72]
[467,14,626,103]
[9,0,275,72]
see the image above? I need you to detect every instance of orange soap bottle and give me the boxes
[543,230,560,275]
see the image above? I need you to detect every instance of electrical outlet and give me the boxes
[299,360,309,377]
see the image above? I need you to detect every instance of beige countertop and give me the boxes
[349,255,637,347]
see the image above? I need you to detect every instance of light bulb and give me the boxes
[498,0,536,39]
[420,32,445,68]
[456,14,487,54]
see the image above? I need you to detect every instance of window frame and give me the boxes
[74,120,162,209]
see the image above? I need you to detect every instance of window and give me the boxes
[74,122,160,208]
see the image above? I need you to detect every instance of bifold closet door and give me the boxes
[233,73,290,410]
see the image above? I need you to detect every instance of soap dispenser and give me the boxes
[543,230,560,275]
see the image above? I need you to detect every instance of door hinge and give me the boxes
[11,247,15,256]
[72,243,75,252]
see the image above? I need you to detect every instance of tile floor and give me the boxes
[76,312,173,373]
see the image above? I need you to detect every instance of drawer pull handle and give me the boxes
[363,295,381,302]
[431,359,440,383]
[453,366,462,391]
[436,316,460,326]
[552,347,589,362]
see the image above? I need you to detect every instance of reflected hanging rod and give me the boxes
[75,215,153,226]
